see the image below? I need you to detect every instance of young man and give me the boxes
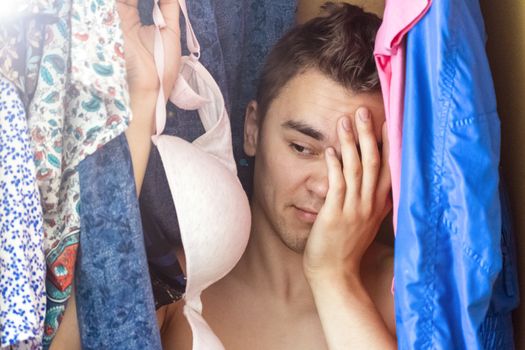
[50,2,396,349]
[158,3,396,349]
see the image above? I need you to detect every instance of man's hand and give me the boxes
[303,106,392,283]
[303,107,395,350]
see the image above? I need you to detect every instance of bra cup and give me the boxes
[170,74,210,111]
[169,57,238,175]
[156,135,251,300]
[192,112,237,175]
[172,57,217,131]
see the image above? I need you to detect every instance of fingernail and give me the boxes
[326,147,335,156]
[342,117,351,132]
[358,108,370,122]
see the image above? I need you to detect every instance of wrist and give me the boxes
[128,91,158,127]
[308,272,376,314]
[304,259,362,286]
[306,268,362,294]
[129,89,160,104]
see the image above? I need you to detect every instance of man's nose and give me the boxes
[305,166,329,200]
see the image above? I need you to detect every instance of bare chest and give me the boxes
[205,295,328,350]
[162,287,328,350]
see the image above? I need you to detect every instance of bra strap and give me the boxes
[151,0,201,138]
[178,0,200,59]
[152,1,166,137]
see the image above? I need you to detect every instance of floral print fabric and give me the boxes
[0,77,46,349]
[16,0,130,345]
[0,0,57,106]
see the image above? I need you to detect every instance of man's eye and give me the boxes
[290,143,315,155]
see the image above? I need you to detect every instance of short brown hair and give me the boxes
[255,2,381,121]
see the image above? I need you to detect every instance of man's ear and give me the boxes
[244,100,260,157]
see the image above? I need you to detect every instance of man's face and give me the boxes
[244,69,385,253]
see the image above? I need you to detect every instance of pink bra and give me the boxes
[151,1,251,348]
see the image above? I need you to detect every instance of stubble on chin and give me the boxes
[274,214,310,254]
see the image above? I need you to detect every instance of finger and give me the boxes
[355,107,380,207]
[376,122,392,208]
[159,0,181,34]
[117,0,141,31]
[337,116,361,204]
[151,0,181,98]
[322,147,346,213]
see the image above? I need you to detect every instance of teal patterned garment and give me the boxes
[0,0,132,346]
[0,1,57,107]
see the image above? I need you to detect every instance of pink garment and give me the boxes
[151,1,251,349]
[374,0,431,231]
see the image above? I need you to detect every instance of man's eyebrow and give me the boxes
[281,120,325,141]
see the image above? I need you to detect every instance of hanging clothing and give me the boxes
[18,0,130,345]
[0,77,46,349]
[138,0,297,308]
[478,180,519,349]
[149,263,185,310]
[0,1,56,107]
[395,0,517,348]
[74,133,161,350]
[150,1,251,348]
[373,0,431,230]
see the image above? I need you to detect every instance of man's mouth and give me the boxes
[293,205,318,224]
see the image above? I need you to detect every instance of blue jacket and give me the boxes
[395,0,519,348]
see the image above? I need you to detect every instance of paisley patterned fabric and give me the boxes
[75,134,161,350]
[0,0,57,106]
[0,76,46,350]
[16,0,131,346]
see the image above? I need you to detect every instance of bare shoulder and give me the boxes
[158,300,193,350]
[361,242,396,335]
